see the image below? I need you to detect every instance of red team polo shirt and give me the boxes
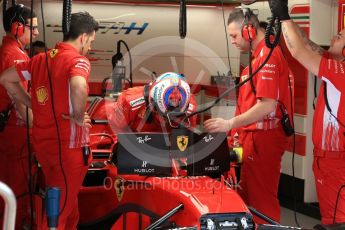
[237,40,294,131]
[108,86,197,133]
[0,36,29,126]
[314,53,345,151]
[16,42,90,148]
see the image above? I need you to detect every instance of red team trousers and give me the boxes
[34,142,90,230]
[238,127,287,224]
[313,148,345,224]
[0,124,30,229]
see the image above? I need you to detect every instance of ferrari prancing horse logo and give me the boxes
[177,135,188,152]
[50,49,58,58]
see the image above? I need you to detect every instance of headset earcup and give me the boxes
[11,22,24,37]
[242,24,257,41]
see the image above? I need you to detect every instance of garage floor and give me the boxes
[281,207,320,229]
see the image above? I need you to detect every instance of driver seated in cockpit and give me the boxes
[108,72,198,134]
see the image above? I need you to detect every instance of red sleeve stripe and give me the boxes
[75,62,90,73]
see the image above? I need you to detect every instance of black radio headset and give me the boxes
[9,4,25,38]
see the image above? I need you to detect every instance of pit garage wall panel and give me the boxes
[21,1,238,86]
[338,0,345,31]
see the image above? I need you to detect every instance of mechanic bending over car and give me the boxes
[107,72,198,134]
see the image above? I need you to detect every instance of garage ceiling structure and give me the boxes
[82,0,267,5]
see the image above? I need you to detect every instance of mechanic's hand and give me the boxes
[62,112,92,128]
[204,118,232,133]
[268,0,290,21]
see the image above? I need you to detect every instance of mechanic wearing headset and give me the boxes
[107,72,197,134]
[0,12,98,229]
[270,0,345,224]
[0,4,38,228]
[204,8,294,223]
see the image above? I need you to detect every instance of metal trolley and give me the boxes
[0,181,16,230]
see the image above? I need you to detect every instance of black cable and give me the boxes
[278,34,299,227]
[3,0,8,29]
[179,0,186,39]
[323,82,345,129]
[219,0,232,76]
[265,17,281,49]
[41,0,68,216]
[248,41,256,95]
[28,3,34,58]
[323,82,332,113]
[333,184,345,223]
[289,77,300,228]
[0,191,42,220]
[179,46,275,122]
[177,8,280,121]
[117,40,133,88]
[267,11,300,225]
[312,76,318,110]
[62,0,72,35]
[242,9,257,96]
[25,1,35,228]
[101,76,110,98]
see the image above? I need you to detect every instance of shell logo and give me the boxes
[36,86,49,105]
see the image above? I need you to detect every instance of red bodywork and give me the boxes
[79,161,252,229]
[78,98,253,229]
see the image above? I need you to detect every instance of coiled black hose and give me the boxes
[179,0,187,39]
[62,0,72,35]
[3,0,8,30]
[265,16,281,49]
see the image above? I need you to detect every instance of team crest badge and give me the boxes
[115,178,124,202]
[36,86,48,105]
[177,135,188,152]
[50,49,58,58]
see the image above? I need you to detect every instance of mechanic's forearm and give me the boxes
[0,66,21,83]
[70,83,88,124]
[293,21,325,55]
[282,20,322,75]
[281,20,308,58]
[230,99,276,129]
[15,100,33,127]
[6,82,32,108]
